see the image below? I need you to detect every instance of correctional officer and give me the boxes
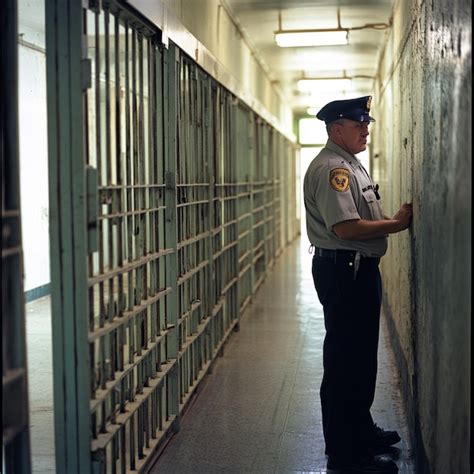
[303,96,412,473]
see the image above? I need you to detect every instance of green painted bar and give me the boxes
[46,0,92,471]
[164,43,181,431]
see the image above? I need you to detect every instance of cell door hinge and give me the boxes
[82,58,92,91]
[86,166,99,253]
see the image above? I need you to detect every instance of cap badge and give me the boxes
[329,168,350,192]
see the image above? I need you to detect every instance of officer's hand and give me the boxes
[393,203,413,231]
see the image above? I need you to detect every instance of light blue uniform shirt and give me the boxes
[303,139,388,257]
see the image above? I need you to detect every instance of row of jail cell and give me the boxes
[80,2,298,472]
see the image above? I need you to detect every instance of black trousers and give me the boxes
[312,252,382,461]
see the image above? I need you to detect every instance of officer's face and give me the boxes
[334,120,370,155]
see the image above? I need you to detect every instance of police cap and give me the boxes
[316,95,375,124]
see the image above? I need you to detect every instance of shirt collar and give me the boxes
[325,139,361,168]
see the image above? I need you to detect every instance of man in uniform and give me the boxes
[303,96,413,473]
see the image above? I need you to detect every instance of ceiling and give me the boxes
[17,0,394,117]
[224,0,394,115]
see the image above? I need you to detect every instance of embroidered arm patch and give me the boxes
[329,168,350,192]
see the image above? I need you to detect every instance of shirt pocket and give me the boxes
[362,190,377,219]
[362,189,377,203]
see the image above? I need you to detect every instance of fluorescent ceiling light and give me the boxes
[298,78,352,93]
[275,30,348,47]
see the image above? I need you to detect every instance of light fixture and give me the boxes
[275,30,348,47]
[274,9,390,48]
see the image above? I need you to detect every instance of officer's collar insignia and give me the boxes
[329,168,350,192]
[367,96,372,110]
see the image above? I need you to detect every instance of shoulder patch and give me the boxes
[329,168,350,192]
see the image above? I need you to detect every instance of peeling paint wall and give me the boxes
[372,0,471,472]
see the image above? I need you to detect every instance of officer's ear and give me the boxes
[329,119,345,137]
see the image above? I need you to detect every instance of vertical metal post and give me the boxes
[248,112,256,298]
[45,0,91,472]
[164,42,180,427]
[205,77,214,367]
[230,98,239,323]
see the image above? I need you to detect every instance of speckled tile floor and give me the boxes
[24,237,415,474]
[150,238,415,474]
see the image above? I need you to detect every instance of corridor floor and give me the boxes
[150,238,415,473]
[24,237,415,473]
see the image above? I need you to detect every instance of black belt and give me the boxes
[313,247,380,261]
[314,247,356,258]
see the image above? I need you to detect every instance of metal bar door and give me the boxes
[46,1,180,472]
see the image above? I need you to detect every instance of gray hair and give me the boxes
[326,119,346,136]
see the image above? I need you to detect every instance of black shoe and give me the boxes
[324,426,401,456]
[370,444,401,456]
[372,424,401,449]
[327,454,399,473]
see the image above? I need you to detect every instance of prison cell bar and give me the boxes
[49,1,298,472]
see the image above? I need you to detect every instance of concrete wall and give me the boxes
[372,0,471,472]
[18,20,50,292]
